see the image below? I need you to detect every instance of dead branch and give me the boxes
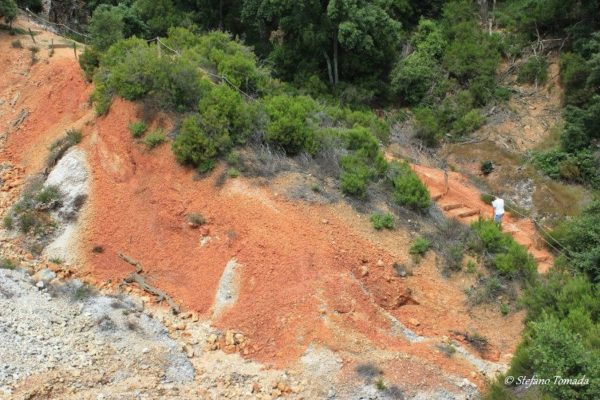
[118,252,180,314]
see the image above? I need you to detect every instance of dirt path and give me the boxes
[411,164,553,273]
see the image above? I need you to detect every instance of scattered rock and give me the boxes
[34,268,56,282]
[359,265,369,277]
[376,259,384,268]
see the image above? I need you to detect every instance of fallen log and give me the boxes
[117,252,180,314]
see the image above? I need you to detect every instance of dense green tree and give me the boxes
[242,0,403,97]
[0,0,17,27]
[89,4,125,51]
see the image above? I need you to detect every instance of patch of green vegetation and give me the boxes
[517,55,548,85]
[410,237,430,257]
[47,129,83,170]
[227,167,240,178]
[128,120,148,138]
[370,212,394,230]
[4,177,62,240]
[143,129,166,149]
[73,284,95,301]
[388,161,430,211]
[186,213,205,226]
[0,258,16,270]
[471,219,536,279]
[480,160,494,176]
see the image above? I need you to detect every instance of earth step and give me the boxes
[432,193,443,201]
[442,203,463,211]
[458,209,480,218]
[534,255,549,263]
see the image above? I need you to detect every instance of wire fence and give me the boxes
[445,182,574,264]
[21,7,90,43]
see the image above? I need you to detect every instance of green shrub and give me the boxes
[340,168,370,198]
[451,109,484,136]
[560,52,591,106]
[517,55,548,85]
[466,260,477,273]
[410,237,430,256]
[413,107,442,146]
[0,258,16,270]
[550,201,600,282]
[3,215,13,229]
[172,115,218,172]
[143,130,166,149]
[0,0,17,27]
[186,213,205,226]
[471,218,509,253]
[493,241,536,278]
[480,193,494,204]
[391,52,441,106]
[388,161,430,211]
[128,120,148,138]
[89,4,124,52]
[35,185,61,205]
[480,160,494,175]
[264,94,318,155]
[11,39,21,48]
[447,244,464,271]
[227,167,240,178]
[370,213,394,230]
[79,47,100,82]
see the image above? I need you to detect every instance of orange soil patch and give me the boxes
[77,99,523,390]
[1,23,527,393]
[0,23,91,209]
[412,164,554,272]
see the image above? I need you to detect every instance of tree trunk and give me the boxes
[323,51,334,86]
[218,0,224,30]
[333,31,339,86]
[477,0,488,22]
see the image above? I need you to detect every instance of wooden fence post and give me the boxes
[28,28,36,44]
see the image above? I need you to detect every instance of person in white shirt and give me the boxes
[492,196,505,224]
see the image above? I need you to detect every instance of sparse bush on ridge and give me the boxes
[143,129,165,149]
[128,120,147,138]
[370,212,394,230]
[410,237,430,257]
[388,161,430,211]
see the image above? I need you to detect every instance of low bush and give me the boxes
[471,219,536,279]
[172,115,218,173]
[410,237,430,256]
[143,130,166,149]
[264,94,318,155]
[46,129,82,170]
[388,161,430,211]
[480,160,494,175]
[338,127,388,198]
[79,47,100,82]
[370,213,394,230]
[0,258,16,270]
[128,120,148,138]
[517,55,548,85]
[227,167,240,178]
[480,193,494,204]
[10,39,21,48]
[186,213,205,226]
